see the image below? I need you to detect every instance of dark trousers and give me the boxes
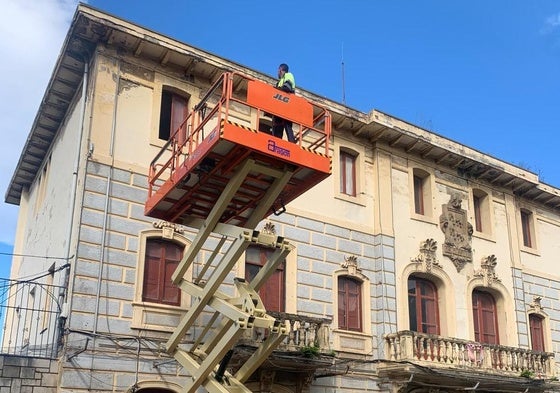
[272,116,295,142]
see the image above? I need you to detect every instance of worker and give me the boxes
[272,63,296,142]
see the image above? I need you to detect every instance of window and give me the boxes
[340,150,356,196]
[472,189,492,235]
[245,245,285,312]
[473,194,483,232]
[159,90,188,141]
[338,276,362,332]
[472,290,499,344]
[142,239,183,306]
[520,209,534,248]
[413,175,424,214]
[412,168,431,216]
[408,276,439,334]
[529,314,545,352]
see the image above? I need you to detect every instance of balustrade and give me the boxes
[384,331,555,378]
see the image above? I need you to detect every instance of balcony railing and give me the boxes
[240,312,331,353]
[0,277,66,359]
[385,331,556,378]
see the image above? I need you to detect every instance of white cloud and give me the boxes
[0,0,80,244]
[541,12,560,34]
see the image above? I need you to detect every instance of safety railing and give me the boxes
[147,72,332,203]
[0,277,65,359]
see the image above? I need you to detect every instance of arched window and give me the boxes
[338,276,362,332]
[142,238,183,306]
[529,313,545,352]
[245,245,285,312]
[408,276,440,334]
[472,289,499,344]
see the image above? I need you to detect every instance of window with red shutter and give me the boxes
[408,276,440,334]
[529,314,545,352]
[338,276,362,332]
[159,90,188,141]
[142,239,183,306]
[245,245,285,312]
[472,290,499,344]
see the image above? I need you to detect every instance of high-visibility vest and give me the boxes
[277,72,295,92]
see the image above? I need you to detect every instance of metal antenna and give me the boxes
[341,42,346,105]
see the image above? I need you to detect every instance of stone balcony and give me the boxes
[380,331,559,392]
[229,312,333,391]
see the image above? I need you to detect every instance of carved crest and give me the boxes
[341,255,360,275]
[474,255,501,286]
[528,296,544,314]
[439,193,473,272]
[411,238,441,272]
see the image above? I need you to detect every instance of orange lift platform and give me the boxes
[145,71,331,228]
[144,72,332,393]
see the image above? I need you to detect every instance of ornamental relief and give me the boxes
[473,254,501,286]
[439,193,473,272]
[411,238,441,272]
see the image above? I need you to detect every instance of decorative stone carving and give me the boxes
[411,238,441,272]
[439,193,473,272]
[153,220,184,239]
[262,221,276,235]
[528,296,544,314]
[341,255,360,276]
[474,255,501,286]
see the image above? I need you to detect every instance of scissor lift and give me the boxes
[145,72,331,392]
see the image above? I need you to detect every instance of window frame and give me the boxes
[340,150,357,197]
[520,208,535,249]
[338,275,362,332]
[142,238,183,306]
[407,276,440,335]
[472,289,499,345]
[410,167,433,220]
[244,244,286,313]
[332,262,372,355]
[132,229,192,332]
[159,88,189,142]
[529,313,545,352]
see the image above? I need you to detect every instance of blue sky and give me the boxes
[0,0,559,252]
[89,1,560,181]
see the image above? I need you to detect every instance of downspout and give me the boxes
[58,59,89,352]
[92,60,119,335]
[88,59,119,391]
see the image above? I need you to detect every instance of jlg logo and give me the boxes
[273,93,290,103]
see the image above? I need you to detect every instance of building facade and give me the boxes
[2,4,560,393]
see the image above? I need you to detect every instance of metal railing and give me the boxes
[0,277,66,358]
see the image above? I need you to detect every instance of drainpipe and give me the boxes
[92,59,119,335]
[57,59,89,353]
